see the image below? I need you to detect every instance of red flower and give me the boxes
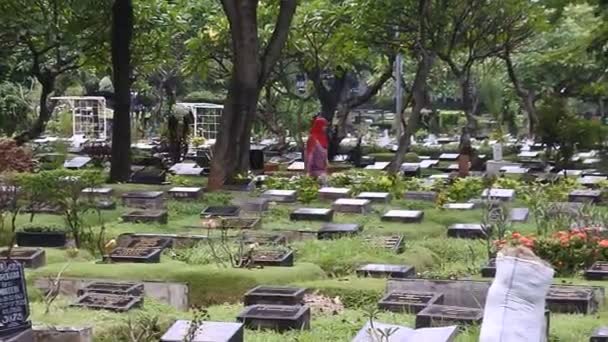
[599,240,608,248]
[519,237,535,248]
[512,232,522,239]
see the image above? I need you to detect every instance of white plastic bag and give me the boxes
[479,255,554,342]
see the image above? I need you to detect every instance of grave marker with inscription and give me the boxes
[0,261,31,338]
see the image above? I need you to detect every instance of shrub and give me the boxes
[440,177,484,203]
[263,175,320,203]
[0,139,33,173]
[403,152,419,163]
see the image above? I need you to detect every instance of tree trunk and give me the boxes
[460,74,478,134]
[504,52,536,138]
[14,77,55,145]
[109,0,133,183]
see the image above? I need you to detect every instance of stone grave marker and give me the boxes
[351,322,458,342]
[568,189,602,203]
[109,247,162,263]
[82,187,113,196]
[378,291,444,313]
[236,305,310,332]
[122,191,165,210]
[447,224,487,239]
[123,236,172,250]
[0,261,31,339]
[558,169,582,177]
[429,174,450,180]
[261,189,297,203]
[356,192,391,204]
[82,187,116,209]
[439,153,459,161]
[445,164,459,172]
[480,259,496,278]
[168,187,202,200]
[63,156,92,169]
[220,217,261,230]
[168,163,204,176]
[244,286,306,306]
[0,248,46,269]
[546,285,597,314]
[500,166,529,174]
[481,188,515,201]
[381,210,424,223]
[77,281,144,297]
[356,264,415,279]
[161,320,244,342]
[419,160,440,169]
[122,209,168,224]
[547,202,584,217]
[287,161,305,171]
[242,233,287,246]
[318,187,351,200]
[509,208,529,223]
[15,229,66,248]
[317,223,362,240]
[578,176,607,187]
[403,191,438,202]
[200,206,240,217]
[401,163,421,177]
[240,198,270,212]
[591,327,608,342]
[443,203,475,210]
[130,166,167,185]
[415,304,483,329]
[71,293,142,312]
[290,208,334,222]
[585,262,608,281]
[332,198,371,214]
[364,162,390,170]
[250,250,294,267]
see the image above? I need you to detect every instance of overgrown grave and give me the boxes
[121,191,168,224]
[237,305,311,332]
[415,304,483,329]
[378,291,444,314]
[72,281,144,313]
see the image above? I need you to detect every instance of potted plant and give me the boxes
[16,224,67,247]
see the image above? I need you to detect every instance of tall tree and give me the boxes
[208,0,297,190]
[109,0,134,182]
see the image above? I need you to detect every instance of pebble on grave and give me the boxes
[381,210,424,223]
[317,223,362,240]
[109,247,162,263]
[447,224,488,239]
[240,198,270,212]
[63,156,92,169]
[318,187,351,200]
[404,191,438,202]
[442,203,475,210]
[161,320,244,342]
[401,163,422,177]
[356,263,415,279]
[332,198,372,214]
[509,208,529,223]
[290,208,334,222]
[546,285,597,314]
[568,189,602,204]
[168,187,203,200]
[351,322,458,342]
[480,259,496,278]
[356,192,391,204]
[261,189,297,203]
[378,291,444,314]
[121,209,168,224]
[236,305,311,332]
[0,248,46,269]
[585,262,608,281]
[200,206,241,218]
[481,188,515,201]
[244,286,306,306]
[71,293,143,312]
[364,162,390,170]
[415,304,483,329]
[439,153,459,161]
[122,191,165,210]
[591,327,608,342]
[77,281,144,297]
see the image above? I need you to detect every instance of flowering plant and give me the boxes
[494,229,608,275]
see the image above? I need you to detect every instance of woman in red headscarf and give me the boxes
[305,116,329,178]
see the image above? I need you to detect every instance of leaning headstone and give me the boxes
[351,322,458,342]
[161,320,244,342]
[591,327,608,342]
[63,156,92,169]
[509,208,529,223]
[261,190,297,203]
[381,210,424,223]
[332,199,371,214]
[415,304,483,328]
[356,264,415,279]
[0,261,31,339]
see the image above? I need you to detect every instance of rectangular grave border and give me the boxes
[0,248,46,269]
[415,304,483,329]
[236,304,311,332]
[70,293,143,312]
[378,291,444,314]
[77,281,145,297]
[121,210,168,224]
[250,250,294,267]
[244,285,306,306]
[109,247,162,263]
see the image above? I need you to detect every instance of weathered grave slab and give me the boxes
[261,190,297,203]
[15,230,66,248]
[415,305,483,329]
[351,322,458,342]
[591,327,608,342]
[121,191,165,210]
[236,305,310,332]
[122,209,168,224]
[500,166,529,174]
[287,161,305,171]
[569,189,602,203]
[109,247,162,263]
[381,210,424,223]
[447,224,487,239]
[317,223,362,240]
[130,166,167,185]
[200,206,240,217]
[71,293,142,312]
[583,158,601,165]
[585,262,608,281]
[387,279,489,308]
[3,328,33,342]
[81,188,116,210]
[118,233,207,249]
[161,320,244,342]
[419,160,440,169]
[242,233,287,246]
[244,285,306,306]
[509,208,529,223]
[168,187,202,200]
[251,250,294,267]
[122,236,172,250]
[356,192,391,204]
[481,188,515,201]
[401,163,421,177]
[319,187,351,200]
[480,259,496,278]
[429,174,450,180]
[0,261,31,338]
[378,291,444,313]
[332,198,371,214]
[220,217,261,230]
[439,153,459,161]
[0,248,46,269]
[578,176,607,187]
[169,163,204,176]
[443,203,475,210]
[404,191,438,202]
[81,187,113,196]
[546,285,597,314]
[364,162,390,170]
[63,156,92,169]
[240,198,270,212]
[356,264,415,279]
[77,281,144,297]
[290,208,334,222]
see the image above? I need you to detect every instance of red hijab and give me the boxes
[307,117,329,155]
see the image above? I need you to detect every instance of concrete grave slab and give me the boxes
[364,162,390,170]
[509,208,529,223]
[161,320,243,342]
[481,188,515,201]
[443,203,475,210]
[318,187,351,200]
[290,208,334,222]
[356,192,391,204]
[332,198,372,214]
[439,153,459,161]
[63,156,92,169]
[447,224,486,239]
[261,190,297,203]
[381,210,424,223]
[356,263,415,278]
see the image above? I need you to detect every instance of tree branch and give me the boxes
[259,0,298,85]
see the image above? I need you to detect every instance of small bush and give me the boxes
[0,139,33,173]
[403,152,419,163]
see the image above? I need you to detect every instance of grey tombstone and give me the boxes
[415,304,483,329]
[447,224,486,239]
[122,191,165,210]
[381,210,424,223]
[290,208,334,222]
[509,208,529,223]
[318,223,362,240]
[547,202,584,217]
[356,192,392,204]
[569,189,602,204]
[404,191,438,202]
[318,187,351,200]
[481,188,515,201]
[161,320,244,342]
[168,187,203,200]
[351,322,458,342]
[261,189,297,203]
[169,163,204,176]
[401,163,421,177]
[332,198,372,214]
[420,160,440,169]
[591,327,608,342]
[240,198,270,212]
[443,203,475,210]
[63,156,92,169]
[439,153,459,161]
[356,263,415,278]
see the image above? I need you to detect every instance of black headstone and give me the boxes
[0,261,31,338]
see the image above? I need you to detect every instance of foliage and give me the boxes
[20,224,66,233]
[46,110,73,137]
[82,142,111,167]
[402,152,419,163]
[0,139,33,173]
[0,81,32,135]
[167,174,192,186]
[264,175,320,203]
[492,177,523,193]
[440,177,485,203]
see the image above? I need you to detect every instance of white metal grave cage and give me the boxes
[51,96,112,139]
[176,102,223,141]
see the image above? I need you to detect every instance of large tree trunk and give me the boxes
[460,74,478,134]
[504,52,536,137]
[389,53,435,174]
[109,0,133,182]
[14,76,55,145]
